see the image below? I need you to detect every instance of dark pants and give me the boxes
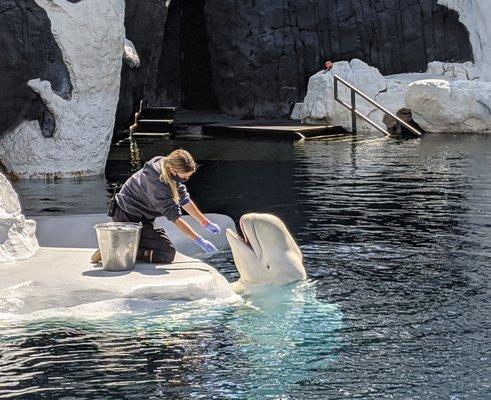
[113,205,176,264]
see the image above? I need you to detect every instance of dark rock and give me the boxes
[383,108,424,138]
[0,0,72,138]
[204,0,473,118]
[116,0,218,131]
[115,0,170,131]
[156,1,182,110]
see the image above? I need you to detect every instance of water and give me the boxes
[4,133,491,399]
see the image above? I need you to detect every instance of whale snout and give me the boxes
[226,214,305,290]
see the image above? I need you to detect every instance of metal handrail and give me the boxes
[333,75,422,137]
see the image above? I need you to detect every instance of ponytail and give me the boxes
[160,158,179,203]
[159,149,197,203]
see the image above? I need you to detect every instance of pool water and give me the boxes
[5,132,491,399]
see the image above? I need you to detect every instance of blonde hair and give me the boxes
[159,149,197,203]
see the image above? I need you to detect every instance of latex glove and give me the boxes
[202,218,221,234]
[194,236,218,253]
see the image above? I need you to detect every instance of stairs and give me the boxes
[130,100,175,138]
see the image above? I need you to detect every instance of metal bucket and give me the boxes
[94,222,142,271]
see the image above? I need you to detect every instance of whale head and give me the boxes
[226,213,306,291]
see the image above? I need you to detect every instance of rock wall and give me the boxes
[0,172,38,262]
[116,0,171,131]
[116,0,218,129]
[0,0,72,140]
[0,0,483,178]
[204,0,473,118]
[0,0,125,178]
[112,0,482,123]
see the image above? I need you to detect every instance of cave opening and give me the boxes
[180,0,219,111]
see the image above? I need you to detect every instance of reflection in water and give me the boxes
[129,136,143,172]
[220,282,342,398]
[294,136,473,247]
[12,174,110,216]
[5,132,491,398]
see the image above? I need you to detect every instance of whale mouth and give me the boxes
[227,229,250,247]
[239,215,263,261]
[227,217,253,251]
[239,216,252,249]
[225,217,259,257]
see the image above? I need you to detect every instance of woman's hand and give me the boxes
[202,219,221,234]
[173,218,218,253]
[182,201,221,234]
[194,236,218,253]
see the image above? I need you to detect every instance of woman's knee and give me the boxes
[153,247,176,264]
[137,247,175,264]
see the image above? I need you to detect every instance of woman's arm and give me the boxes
[182,200,221,234]
[173,216,218,254]
[182,200,208,225]
[173,217,199,240]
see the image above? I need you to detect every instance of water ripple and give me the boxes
[4,133,490,399]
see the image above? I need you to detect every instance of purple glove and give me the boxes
[202,219,221,234]
[194,236,218,253]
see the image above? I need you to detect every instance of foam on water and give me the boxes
[0,280,343,398]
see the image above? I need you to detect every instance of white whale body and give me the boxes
[226,213,306,293]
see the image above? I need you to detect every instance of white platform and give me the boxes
[0,213,240,318]
[32,213,236,258]
[0,247,237,316]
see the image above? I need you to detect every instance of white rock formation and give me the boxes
[0,0,125,178]
[406,79,491,133]
[300,59,386,131]
[295,59,490,133]
[426,61,480,81]
[0,173,38,262]
[123,38,141,68]
[438,0,491,80]
[290,102,304,121]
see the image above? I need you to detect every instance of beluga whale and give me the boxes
[226,213,306,294]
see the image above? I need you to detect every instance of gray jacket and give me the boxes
[115,156,190,221]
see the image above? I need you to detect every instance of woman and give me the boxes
[91,149,219,264]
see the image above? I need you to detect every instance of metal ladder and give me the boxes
[333,75,423,138]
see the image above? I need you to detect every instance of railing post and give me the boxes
[351,89,357,133]
[334,76,338,100]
